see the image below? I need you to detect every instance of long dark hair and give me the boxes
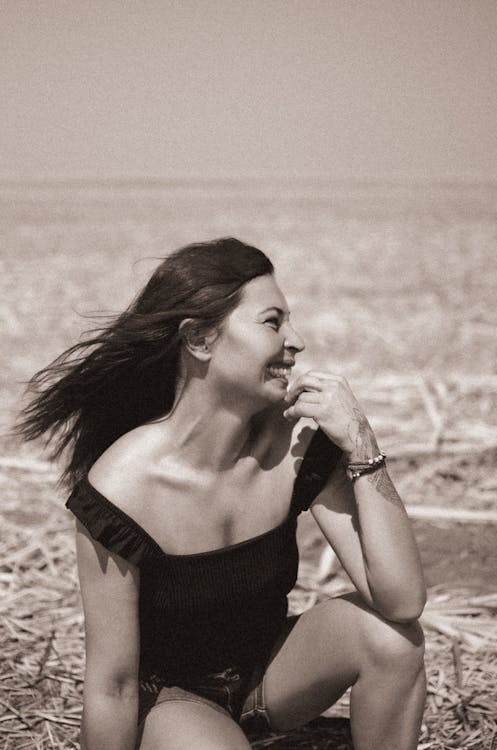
[17,238,273,486]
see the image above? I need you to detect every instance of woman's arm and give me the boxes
[75,521,140,750]
[310,456,426,622]
[285,372,426,623]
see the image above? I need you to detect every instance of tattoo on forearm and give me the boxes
[347,407,379,461]
[344,404,403,507]
[367,466,403,507]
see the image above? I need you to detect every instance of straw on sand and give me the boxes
[2,373,497,750]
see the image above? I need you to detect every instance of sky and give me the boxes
[1,0,496,181]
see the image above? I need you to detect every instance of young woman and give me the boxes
[19,238,426,750]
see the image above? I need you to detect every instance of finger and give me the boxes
[285,374,323,403]
[305,371,355,400]
[288,371,349,397]
[294,391,321,403]
[307,370,349,384]
[283,401,319,421]
[283,392,320,413]
[290,372,324,390]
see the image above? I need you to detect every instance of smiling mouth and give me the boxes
[266,363,293,380]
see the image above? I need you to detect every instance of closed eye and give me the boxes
[264,317,281,330]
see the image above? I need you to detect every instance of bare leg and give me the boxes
[260,593,426,750]
[138,700,251,750]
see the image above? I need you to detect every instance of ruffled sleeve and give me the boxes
[291,428,343,514]
[65,478,159,566]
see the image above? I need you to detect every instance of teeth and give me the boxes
[267,365,291,378]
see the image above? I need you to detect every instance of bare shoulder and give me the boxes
[87,422,165,513]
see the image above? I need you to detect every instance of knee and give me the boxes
[365,614,425,675]
[340,592,425,675]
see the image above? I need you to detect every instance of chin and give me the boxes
[263,378,289,401]
[231,377,288,410]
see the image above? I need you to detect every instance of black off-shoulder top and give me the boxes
[65,428,341,724]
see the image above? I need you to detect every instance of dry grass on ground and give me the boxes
[2,181,496,748]
[1,447,496,750]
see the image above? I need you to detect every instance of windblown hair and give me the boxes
[17,237,273,486]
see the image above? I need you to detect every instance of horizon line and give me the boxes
[1,173,496,187]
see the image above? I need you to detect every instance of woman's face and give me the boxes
[208,274,305,406]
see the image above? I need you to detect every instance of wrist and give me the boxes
[346,451,387,481]
[344,446,380,463]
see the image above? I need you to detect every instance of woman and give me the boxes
[19,238,426,750]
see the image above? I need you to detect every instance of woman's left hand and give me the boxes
[283,371,379,461]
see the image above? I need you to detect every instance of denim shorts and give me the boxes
[136,663,271,746]
[136,616,299,745]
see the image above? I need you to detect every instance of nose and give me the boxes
[283,321,305,354]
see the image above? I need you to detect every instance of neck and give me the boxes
[161,376,263,470]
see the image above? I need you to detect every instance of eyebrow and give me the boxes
[259,306,289,316]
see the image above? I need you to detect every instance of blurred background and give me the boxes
[1,2,496,749]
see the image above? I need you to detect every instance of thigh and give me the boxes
[138,698,252,750]
[261,592,421,731]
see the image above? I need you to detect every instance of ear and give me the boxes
[178,319,217,362]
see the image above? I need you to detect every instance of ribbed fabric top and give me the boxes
[65,428,341,720]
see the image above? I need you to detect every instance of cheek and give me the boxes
[214,319,279,372]
[212,336,249,376]
[214,333,270,380]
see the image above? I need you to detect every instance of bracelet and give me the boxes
[346,451,386,481]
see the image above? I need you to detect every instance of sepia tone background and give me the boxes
[1,0,497,182]
[1,2,496,749]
